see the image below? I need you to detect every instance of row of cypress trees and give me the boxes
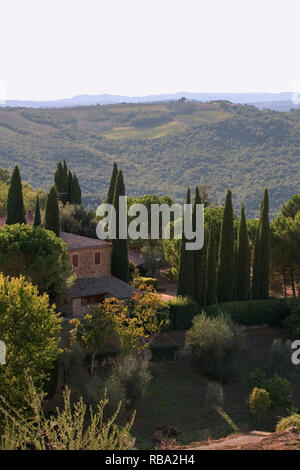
[6,165,61,237]
[177,187,270,306]
[54,160,81,205]
[107,163,129,282]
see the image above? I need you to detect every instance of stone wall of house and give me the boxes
[68,245,111,278]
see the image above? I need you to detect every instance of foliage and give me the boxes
[0,275,61,408]
[186,312,244,380]
[6,165,26,224]
[54,160,81,205]
[265,374,293,411]
[150,344,180,361]
[132,277,158,289]
[205,222,217,305]
[248,369,267,391]
[60,203,98,238]
[276,414,300,432]
[218,190,235,302]
[0,377,135,450]
[204,383,224,410]
[177,188,194,297]
[45,186,60,236]
[259,188,270,299]
[236,203,250,300]
[268,339,295,375]
[248,388,271,419]
[193,186,205,306]
[107,162,118,205]
[0,224,74,298]
[204,298,290,326]
[109,355,152,407]
[111,170,129,282]
[33,195,41,226]
[251,225,261,299]
[283,297,300,336]
[167,296,199,330]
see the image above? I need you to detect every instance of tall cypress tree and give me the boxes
[218,189,235,302]
[177,188,194,298]
[111,170,128,282]
[205,221,217,305]
[33,195,41,227]
[193,186,205,306]
[71,173,82,204]
[251,224,261,300]
[67,170,73,203]
[45,186,60,237]
[107,163,118,205]
[259,188,270,299]
[6,165,26,225]
[236,203,250,300]
[55,160,69,204]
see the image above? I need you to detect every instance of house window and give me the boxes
[95,252,101,265]
[72,254,79,267]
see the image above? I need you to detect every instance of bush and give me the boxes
[150,344,180,361]
[276,414,300,432]
[283,298,300,336]
[248,368,267,391]
[186,312,244,381]
[204,298,290,326]
[168,296,199,330]
[265,374,293,411]
[132,277,158,290]
[249,388,271,419]
[268,339,294,375]
[204,383,224,410]
[109,355,152,408]
[103,375,128,417]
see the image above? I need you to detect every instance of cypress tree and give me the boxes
[54,160,69,204]
[177,188,194,298]
[217,189,235,302]
[111,170,128,282]
[251,225,260,300]
[33,195,41,227]
[6,165,26,225]
[71,173,82,204]
[205,221,217,305]
[259,188,270,299]
[236,203,250,300]
[67,170,73,203]
[45,186,60,237]
[107,163,118,204]
[193,186,205,306]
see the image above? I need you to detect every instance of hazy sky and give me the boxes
[1,0,300,101]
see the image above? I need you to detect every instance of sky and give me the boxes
[1,0,300,101]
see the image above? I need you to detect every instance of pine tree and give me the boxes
[111,170,128,282]
[259,188,270,299]
[177,188,194,298]
[33,195,41,227]
[205,222,217,305]
[193,186,205,305]
[45,186,60,237]
[107,163,118,205]
[71,173,82,204]
[251,225,260,300]
[6,165,26,225]
[236,203,250,300]
[218,189,235,302]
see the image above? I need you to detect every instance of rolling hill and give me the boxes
[0,100,299,217]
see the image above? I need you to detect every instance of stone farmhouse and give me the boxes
[56,232,135,316]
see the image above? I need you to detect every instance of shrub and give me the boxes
[150,344,180,361]
[283,297,300,336]
[265,374,293,411]
[249,388,271,419]
[268,339,294,375]
[132,277,159,290]
[186,312,244,381]
[168,296,199,330]
[204,298,290,326]
[276,414,300,432]
[204,383,224,410]
[103,375,128,417]
[109,355,152,407]
[248,368,267,391]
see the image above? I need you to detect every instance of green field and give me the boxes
[103,121,185,139]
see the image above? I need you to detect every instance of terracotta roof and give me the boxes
[61,232,111,250]
[128,249,146,266]
[67,275,136,299]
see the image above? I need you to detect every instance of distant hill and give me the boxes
[2,91,294,109]
[0,100,299,217]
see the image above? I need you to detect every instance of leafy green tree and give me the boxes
[205,222,217,305]
[60,203,97,238]
[177,188,194,298]
[6,165,26,225]
[193,186,205,306]
[218,190,235,302]
[236,203,250,300]
[111,170,129,282]
[45,186,60,237]
[0,274,61,408]
[107,162,118,205]
[33,195,41,227]
[251,225,261,299]
[0,377,135,450]
[0,224,74,298]
[249,387,271,422]
[259,188,270,299]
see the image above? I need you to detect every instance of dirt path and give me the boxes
[181,431,272,450]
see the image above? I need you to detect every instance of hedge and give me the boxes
[204,298,293,327]
[167,296,199,330]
